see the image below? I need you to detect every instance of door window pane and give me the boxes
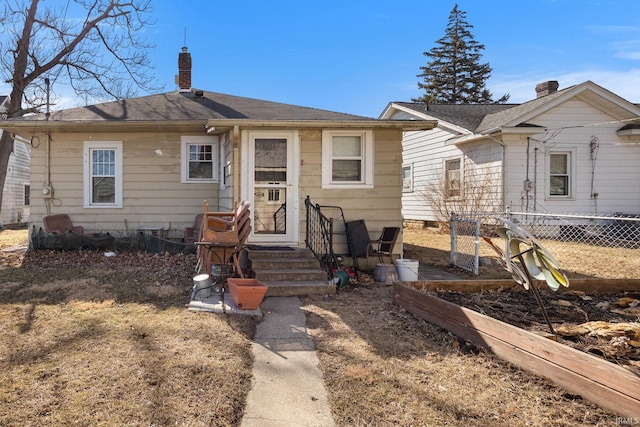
[255,138,287,183]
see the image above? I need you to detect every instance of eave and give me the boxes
[1,118,437,139]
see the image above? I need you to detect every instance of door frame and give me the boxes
[241,129,300,245]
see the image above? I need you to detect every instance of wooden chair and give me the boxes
[197,201,251,278]
[43,214,84,235]
[183,213,204,244]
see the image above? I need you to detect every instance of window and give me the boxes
[181,136,219,183]
[268,188,281,204]
[322,130,374,188]
[548,152,572,197]
[24,184,30,206]
[402,164,413,192]
[83,141,123,208]
[444,158,461,198]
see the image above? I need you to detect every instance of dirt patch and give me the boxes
[402,227,640,377]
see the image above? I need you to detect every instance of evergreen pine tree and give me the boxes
[414,4,509,104]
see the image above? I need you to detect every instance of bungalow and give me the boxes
[2,48,435,256]
[380,81,640,224]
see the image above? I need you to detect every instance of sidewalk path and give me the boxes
[241,296,335,427]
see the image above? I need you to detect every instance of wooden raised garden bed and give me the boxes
[393,282,640,418]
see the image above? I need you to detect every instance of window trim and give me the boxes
[402,163,413,192]
[546,149,575,199]
[83,141,123,208]
[321,130,374,189]
[443,157,462,199]
[180,135,219,183]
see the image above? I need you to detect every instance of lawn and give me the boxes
[0,228,623,425]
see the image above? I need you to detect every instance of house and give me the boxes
[0,95,31,227]
[1,48,435,255]
[380,81,640,225]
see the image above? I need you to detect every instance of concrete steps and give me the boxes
[246,248,336,297]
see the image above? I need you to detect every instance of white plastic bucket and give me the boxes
[395,259,419,281]
[192,273,212,300]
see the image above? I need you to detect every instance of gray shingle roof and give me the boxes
[394,85,580,133]
[393,102,515,131]
[35,89,373,122]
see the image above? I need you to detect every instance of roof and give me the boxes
[388,81,640,137]
[391,102,514,131]
[25,89,372,122]
[3,89,436,134]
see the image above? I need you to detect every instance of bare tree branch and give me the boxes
[0,0,163,216]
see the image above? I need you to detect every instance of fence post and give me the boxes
[450,212,457,266]
[473,218,480,275]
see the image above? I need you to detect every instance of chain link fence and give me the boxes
[450,211,640,279]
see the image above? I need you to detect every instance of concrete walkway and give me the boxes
[240,265,457,426]
[241,296,335,427]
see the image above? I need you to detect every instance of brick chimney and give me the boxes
[535,80,559,98]
[177,46,192,92]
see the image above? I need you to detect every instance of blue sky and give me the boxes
[6,0,640,118]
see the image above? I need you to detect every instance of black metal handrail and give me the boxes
[304,196,340,278]
[273,203,286,233]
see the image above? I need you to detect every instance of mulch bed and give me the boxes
[431,287,640,375]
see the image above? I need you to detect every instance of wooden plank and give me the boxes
[402,278,640,293]
[394,283,640,418]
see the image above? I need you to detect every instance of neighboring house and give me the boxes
[1,48,435,254]
[380,81,640,224]
[0,95,31,227]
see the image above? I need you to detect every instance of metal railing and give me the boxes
[450,211,640,279]
[273,203,286,234]
[304,196,339,278]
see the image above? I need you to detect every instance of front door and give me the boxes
[242,130,299,244]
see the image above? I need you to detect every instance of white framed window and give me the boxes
[322,130,374,188]
[181,136,219,183]
[402,164,413,192]
[444,157,462,198]
[546,150,574,198]
[83,141,123,208]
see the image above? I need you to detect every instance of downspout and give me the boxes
[44,78,52,215]
[232,125,240,205]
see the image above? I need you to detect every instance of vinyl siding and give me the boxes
[504,99,640,215]
[400,127,502,222]
[29,131,220,238]
[0,135,30,225]
[299,128,404,254]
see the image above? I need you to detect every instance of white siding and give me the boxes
[504,99,640,215]
[401,127,503,222]
[0,134,30,225]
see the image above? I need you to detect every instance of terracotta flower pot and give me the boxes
[227,278,268,310]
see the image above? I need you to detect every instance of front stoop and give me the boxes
[246,248,336,297]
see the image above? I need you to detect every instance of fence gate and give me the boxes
[450,213,480,275]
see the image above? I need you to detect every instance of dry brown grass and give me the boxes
[0,228,256,426]
[0,228,627,425]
